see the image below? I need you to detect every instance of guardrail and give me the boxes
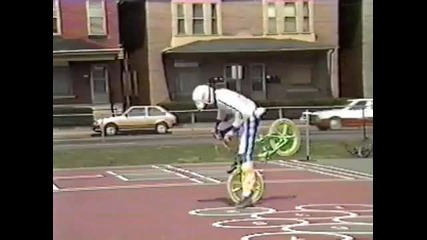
[53,105,344,120]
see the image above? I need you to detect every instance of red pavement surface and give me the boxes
[53,163,373,240]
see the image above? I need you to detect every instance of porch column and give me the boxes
[328,48,340,98]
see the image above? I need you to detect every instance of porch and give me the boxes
[53,36,124,108]
[162,38,339,102]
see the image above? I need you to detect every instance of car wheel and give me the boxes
[104,123,118,136]
[329,117,342,130]
[155,122,168,134]
[317,126,329,131]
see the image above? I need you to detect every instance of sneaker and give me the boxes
[226,155,242,174]
[226,162,237,174]
[235,192,254,209]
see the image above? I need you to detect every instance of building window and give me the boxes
[53,0,61,35]
[302,1,310,32]
[283,2,296,33]
[192,4,204,34]
[264,0,313,35]
[211,4,218,35]
[53,67,73,97]
[173,2,220,36]
[177,4,185,35]
[87,0,107,36]
[267,3,277,34]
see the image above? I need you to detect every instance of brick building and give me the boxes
[53,0,124,108]
[122,0,340,105]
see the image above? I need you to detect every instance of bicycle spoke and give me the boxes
[232,187,242,193]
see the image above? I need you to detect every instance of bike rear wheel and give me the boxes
[226,169,265,204]
[267,118,302,157]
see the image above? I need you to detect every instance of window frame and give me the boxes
[191,3,205,35]
[53,0,61,35]
[263,0,314,35]
[283,1,297,33]
[86,0,108,36]
[176,3,186,35]
[172,2,221,36]
[53,66,73,98]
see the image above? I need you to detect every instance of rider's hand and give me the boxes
[212,129,223,140]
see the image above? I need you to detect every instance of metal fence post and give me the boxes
[304,110,311,161]
[190,112,195,134]
[100,118,105,143]
[278,108,283,119]
[361,106,367,140]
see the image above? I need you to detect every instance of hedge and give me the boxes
[53,98,350,127]
[53,106,94,127]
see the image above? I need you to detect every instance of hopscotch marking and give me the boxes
[53,183,59,192]
[106,171,129,181]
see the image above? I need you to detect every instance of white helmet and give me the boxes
[192,84,215,111]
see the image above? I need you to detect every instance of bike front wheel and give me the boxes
[226,169,265,204]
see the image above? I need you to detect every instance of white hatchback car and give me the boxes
[92,105,177,136]
[302,98,373,130]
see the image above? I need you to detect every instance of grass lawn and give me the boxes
[53,140,366,169]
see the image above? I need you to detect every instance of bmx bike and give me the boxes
[219,118,302,205]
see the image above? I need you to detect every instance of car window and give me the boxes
[127,108,146,117]
[148,107,166,116]
[349,100,367,110]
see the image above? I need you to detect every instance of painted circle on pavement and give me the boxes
[285,222,373,235]
[296,204,373,213]
[241,231,354,240]
[252,210,356,220]
[335,215,373,224]
[212,218,308,229]
[188,207,276,217]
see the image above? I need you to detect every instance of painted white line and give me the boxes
[282,160,372,180]
[53,174,104,180]
[54,142,139,148]
[106,171,129,181]
[151,165,203,184]
[53,183,59,192]
[241,231,354,240]
[53,178,371,193]
[271,161,354,180]
[290,160,373,178]
[212,218,308,229]
[53,161,232,172]
[125,176,186,181]
[189,207,277,217]
[166,165,221,183]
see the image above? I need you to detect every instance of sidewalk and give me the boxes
[53,120,307,140]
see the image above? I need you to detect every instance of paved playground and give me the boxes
[53,160,373,240]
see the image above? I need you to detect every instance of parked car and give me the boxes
[92,105,177,136]
[301,98,373,131]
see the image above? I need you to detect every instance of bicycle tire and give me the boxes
[226,169,265,204]
[267,118,302,157]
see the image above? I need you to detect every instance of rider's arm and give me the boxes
[215,108,228,131]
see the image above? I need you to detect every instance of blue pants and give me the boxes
[238,116,260,162]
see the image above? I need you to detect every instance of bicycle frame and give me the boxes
[256,133,294,160]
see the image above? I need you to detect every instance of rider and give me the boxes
[192,83,266,208]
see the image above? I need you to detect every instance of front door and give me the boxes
[90,65,109,104]
[249,63,266,100]
[223,65,242,92]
